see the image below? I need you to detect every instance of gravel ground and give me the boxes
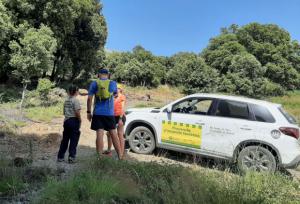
[1,93,300,203]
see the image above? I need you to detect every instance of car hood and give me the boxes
[126,107,160,113]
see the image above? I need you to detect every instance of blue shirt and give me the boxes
[88,79,117,116]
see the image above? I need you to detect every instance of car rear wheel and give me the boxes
[237,146,277,174]
[128,126,156,154]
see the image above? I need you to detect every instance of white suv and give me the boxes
[124,94,300,173]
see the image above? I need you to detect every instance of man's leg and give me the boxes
[58,121,70,160]
[69,119,81,159]
[96,129,104,155]
[106,132,113,151]
[117,124,125,155]
[108,129,123,159]
[103,132,113,156]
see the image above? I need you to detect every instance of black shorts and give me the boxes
[91,115,116,131]
[115,115,126,126]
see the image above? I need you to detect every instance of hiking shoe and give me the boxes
[68,157,76,164]
[57,158,64,162]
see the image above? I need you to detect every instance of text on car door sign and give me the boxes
[161,120,202,149]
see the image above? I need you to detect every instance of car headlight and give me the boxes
[125,110,132,115]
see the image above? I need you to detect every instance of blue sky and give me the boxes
[102,0,300,56]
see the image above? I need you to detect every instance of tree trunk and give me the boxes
[42,71,47,78]
[70,65,79,81]
[51,49,63,81]
[20,83,27,111]
[50,62,57,81]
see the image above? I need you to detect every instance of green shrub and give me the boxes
[23,90,40,107]
[36,170,142,204]
[0,170,25,197]
[258,79,285,97]
[0,159,25,197]
[36,79,54,96]
[23,166,54,184]
[0,158,53,198]
[24,81,65,108]
[94,159,300,204]
[36,78,55,106]
[47,88,66,105]
[0,85,21,103]
[38,157,300,204]
[182,63,219,94]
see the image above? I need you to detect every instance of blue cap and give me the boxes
[98,69,109,74]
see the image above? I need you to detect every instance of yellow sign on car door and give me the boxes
[161,120,202,149]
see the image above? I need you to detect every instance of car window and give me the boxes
[251,104,275,123]
[172,98,213,115]
[278,107,297,124]
[216,100,250,120]
[192,100,213,114]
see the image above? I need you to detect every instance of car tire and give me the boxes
[237,146,277,174]
[128,126,156,154]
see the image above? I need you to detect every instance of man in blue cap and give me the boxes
[87,68,123,159]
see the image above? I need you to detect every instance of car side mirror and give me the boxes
[166,106,172,113]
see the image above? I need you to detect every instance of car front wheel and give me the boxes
[128,126,156,154]
[237,146,277,174]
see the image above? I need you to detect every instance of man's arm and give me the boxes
[75,110,81,122]
[118,97,126,125]
[111,81,118,97]
[87,95,93,121]
[87,81,97,122]
[73,99,81,122]
[121,100,125,116]
[87,95,93,113]
[113,91,118,98]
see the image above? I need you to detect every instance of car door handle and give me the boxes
[240,127,252,131]
[240,125,252,130]
[196,122,205,126]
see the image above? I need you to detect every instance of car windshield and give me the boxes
[278,107,298,124]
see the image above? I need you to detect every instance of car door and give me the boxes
[248,103,278,143]
[158,97,215,152]
[201,99,256,157]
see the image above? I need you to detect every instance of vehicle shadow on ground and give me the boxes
[1,128,295,179]
[153,148,236,171]
[150,148,294,178]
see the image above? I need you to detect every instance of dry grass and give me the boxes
[270,90,300,123]
[125,85,183,108]
[25,103,63,122]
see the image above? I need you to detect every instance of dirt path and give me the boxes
[16,94,205,173]
[19,94,98,171]
[2,93,300,180]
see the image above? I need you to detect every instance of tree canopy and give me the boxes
[0,0,107,83]
[104,23,300,97]
[9,25,57,84]
[0,2,299,99]
[202,23,300,95]
[105,46,167,87]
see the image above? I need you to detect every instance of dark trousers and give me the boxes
[58,118,81,159]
